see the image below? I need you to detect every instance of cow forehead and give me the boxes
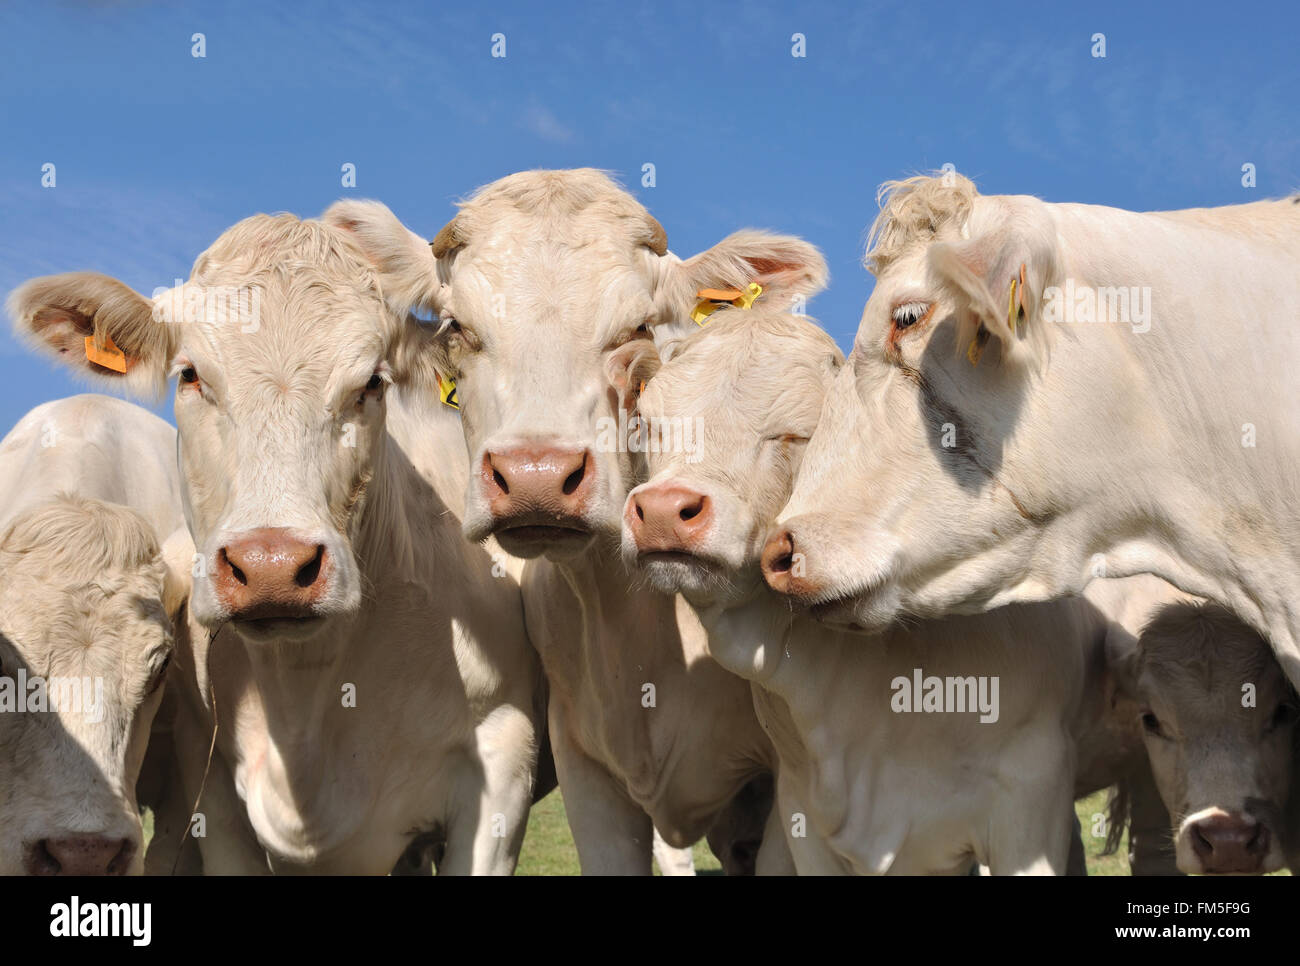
[1,579,167,676]
[162,274,388,384]
[450,224,655,324]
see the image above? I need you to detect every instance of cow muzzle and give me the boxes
[24,835,137,876]
[479,445,596,556]
[214,528,332,622]
[1179,810,1274,874]
[626,483,712,558]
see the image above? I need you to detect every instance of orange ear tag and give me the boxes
[84,333,129,373]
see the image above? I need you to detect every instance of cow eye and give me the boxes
[359,372,386,405]
[1268,702,1298,731]
[146,654,171,695]
[1140,710,1165,738]
[891,301,931,331]
[179,366,199,386]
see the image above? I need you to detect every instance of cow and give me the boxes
[8,214,545,874]
[0,394,187,875]
[761,174,1300,689]
[1106,599,1296,874]
[323,169,826,873]
[621,305,1136,874]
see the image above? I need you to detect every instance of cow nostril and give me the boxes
[492,468,509,495]
[295,546,325,588]
[562,459,586,496]
[1246,824,1268,855]
[767,533,795,575]
[220,548,248,585]
[634,500,646,522]
[1192,824,1214,856]
[29,840,60,875]
[679,496,706,522]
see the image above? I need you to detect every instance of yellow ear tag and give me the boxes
[689,282,765,326]
[736,282,763,309]
[84,333,129,373]
[1007,276,1019,335]
[435,371,459,410]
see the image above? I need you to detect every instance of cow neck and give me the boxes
[1045,217,1300,662]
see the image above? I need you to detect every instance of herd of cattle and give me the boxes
[0,168,1296,875]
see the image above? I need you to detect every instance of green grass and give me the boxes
[516,787,1283,876]
[515,789,722,876]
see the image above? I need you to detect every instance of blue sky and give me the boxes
[1,0,1296,430]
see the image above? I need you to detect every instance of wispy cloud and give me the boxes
[521,103,575,143]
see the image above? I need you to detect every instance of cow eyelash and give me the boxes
[358,371,387,405]
[891,301,931,331]
[146,654,171,695]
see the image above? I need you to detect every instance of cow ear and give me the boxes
[927,221,1057,369]
[1103,622,1141,698]
[606,340,661,414]
[322,200,444,315]
[667,230,828,318]
[8,272,172,399]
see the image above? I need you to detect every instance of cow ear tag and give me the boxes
[84,332,129,373]
[690,282,764,326]
[435,371,459,410]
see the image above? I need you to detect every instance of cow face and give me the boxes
[326,170,827,560]
[1110,602,1296,874]
[0,499,181,875]
[622,310,841,607]
[764,174,1066,631]
[9,215,435,642]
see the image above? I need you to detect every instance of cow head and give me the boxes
[764,173,1069,630]
[1109,602,1296,874]
[0,498,183,874]
[622,308,839,607]
[9,214,437,643]
[326,169,828,559]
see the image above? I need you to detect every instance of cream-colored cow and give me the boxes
[9,215,544,874]
[622,307,1177,874]
[765,174,1300,691]
[324,170,825,872]
[0,394,186,874]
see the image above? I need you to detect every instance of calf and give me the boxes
[324,170,824,872]
[623,307,1116,873]
[1108,600,1296,873]
[10,215,544,873]
[0,395,186,874]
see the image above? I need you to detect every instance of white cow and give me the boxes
[622,306,1139,874]
[763,174,1300,688]
[9,215,544,874]
[0,395,186,874]
[323,170,827,873]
